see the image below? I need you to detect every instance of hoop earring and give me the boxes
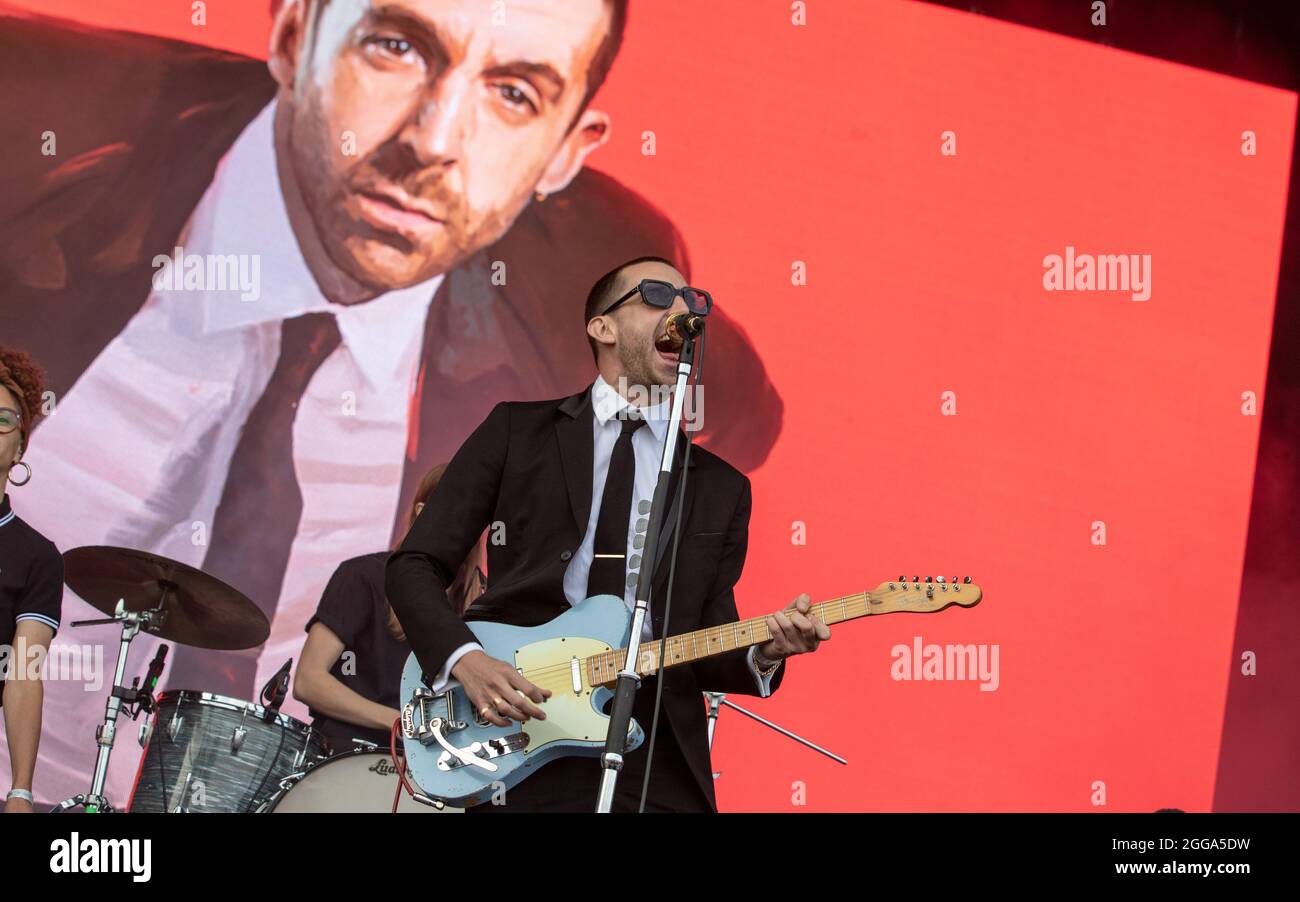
[9,461,31,487]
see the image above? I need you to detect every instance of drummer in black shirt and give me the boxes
[293,464,484,752]
[0,348,63,813]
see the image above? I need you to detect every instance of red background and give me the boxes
[11,0,1294,811]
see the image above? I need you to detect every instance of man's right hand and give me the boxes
[451,650,551,727]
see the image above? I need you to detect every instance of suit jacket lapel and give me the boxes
[555,387,595,533]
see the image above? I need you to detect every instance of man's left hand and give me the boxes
[759,593,830,662]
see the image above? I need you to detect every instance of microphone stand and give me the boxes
[595,326,701,813]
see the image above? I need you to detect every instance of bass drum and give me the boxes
[261,749,459,813]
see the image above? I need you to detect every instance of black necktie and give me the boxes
[168,313,342,693]
[586,413,646,599]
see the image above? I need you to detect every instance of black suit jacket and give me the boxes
[0,9,784,552]
[387,386,785,810]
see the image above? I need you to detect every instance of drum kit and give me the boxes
[49,546,455,814]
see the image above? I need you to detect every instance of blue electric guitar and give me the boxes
[398,576,982,807]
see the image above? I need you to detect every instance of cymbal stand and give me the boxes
[51,585,171,813]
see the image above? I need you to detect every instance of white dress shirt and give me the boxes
[432,374,780,696]
[5,100,443,805]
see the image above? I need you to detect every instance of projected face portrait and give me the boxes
[0,0,785,809]
[270,0,616,292]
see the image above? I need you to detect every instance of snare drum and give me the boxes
[260,749,458,813]
[129,691,328,813]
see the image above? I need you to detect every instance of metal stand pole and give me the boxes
[51,587,168,813]
[704,692,848,775]
[595,333,699,813]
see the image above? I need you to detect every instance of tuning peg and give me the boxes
[925,586,934,598]
[913,575,919,582]
[936,576,945,583]
[963,576,972,584]
[925,576,932,583]
[888,582,896,590]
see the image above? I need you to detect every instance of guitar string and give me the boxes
[519,597,862,683]
[502,595,874,689]
[456,586,968,697]
[474,587,969,698]
[516,595,869,685]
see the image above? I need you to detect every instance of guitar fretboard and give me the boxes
[585,593,871,686]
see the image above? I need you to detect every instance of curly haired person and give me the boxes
[0,347,62,812]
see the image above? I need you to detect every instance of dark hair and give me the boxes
[576,0,630,127]
[386,462,486,641]
[583,255,678,361]
[0,347,47,454]
[280,0,628,129]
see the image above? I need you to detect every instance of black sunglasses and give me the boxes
[599,279,713,318]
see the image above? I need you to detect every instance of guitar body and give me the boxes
[398,594,644,808]
[397,576,982,809]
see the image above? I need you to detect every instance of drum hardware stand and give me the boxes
[51,586,173,813]
[704,691,847,780]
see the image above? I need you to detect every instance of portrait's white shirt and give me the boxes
[6,100,442,804]
[432,374,780,697]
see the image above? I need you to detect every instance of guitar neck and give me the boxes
[586,593,872,686]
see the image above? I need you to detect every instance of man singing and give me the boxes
[387,257,829,812]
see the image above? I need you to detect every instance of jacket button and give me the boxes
[560,550,572,561]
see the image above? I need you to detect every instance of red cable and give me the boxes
[390,717,421,816]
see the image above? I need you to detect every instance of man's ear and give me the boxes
[586,314,617,355]
[536,108,612,196]
[268,0,309,90]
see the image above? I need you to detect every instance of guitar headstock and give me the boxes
[867,576,983,614]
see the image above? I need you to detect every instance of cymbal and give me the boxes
[62,546,270,650]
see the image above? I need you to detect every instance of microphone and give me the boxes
[663,312,705,343]
[142,644,168,694]
[260,658,293,720]
[131,644,169,718]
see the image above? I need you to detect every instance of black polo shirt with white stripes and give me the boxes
[0,493,62,701]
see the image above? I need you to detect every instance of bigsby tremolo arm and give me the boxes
[402,688,499,773]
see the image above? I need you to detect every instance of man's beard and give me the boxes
[617,333,666,393]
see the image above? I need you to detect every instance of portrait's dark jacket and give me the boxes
[0,10,784,550]
[387,387,784,811]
